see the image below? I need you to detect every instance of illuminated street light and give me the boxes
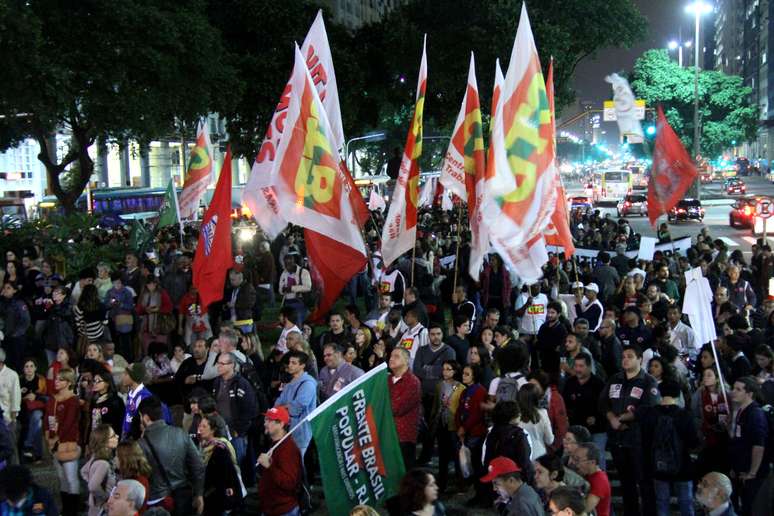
[668,40,678,50]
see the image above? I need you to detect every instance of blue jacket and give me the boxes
[275,372,317,452]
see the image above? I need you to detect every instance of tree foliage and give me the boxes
[630,49,758,157]
[0,0,241,212]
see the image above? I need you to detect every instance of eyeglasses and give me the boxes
[216,361,233,366]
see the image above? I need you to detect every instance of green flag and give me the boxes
[308,363,404,514]
[129,219,152,253]
[157,178,181,228]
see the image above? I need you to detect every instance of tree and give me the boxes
[0,0,241,213]
[630,49,758,157]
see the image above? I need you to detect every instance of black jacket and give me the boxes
[140,420,205,500]
[638,404,699,480]
[212,374,258,436]
[483,423,534,485]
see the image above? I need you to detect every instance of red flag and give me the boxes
[193,147,234,312]
[543,59,575,256]
[647,106,698,226]
[340,159,371,227]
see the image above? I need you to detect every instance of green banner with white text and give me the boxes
[309,363,404,514]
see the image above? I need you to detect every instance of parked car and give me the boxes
[616,194,648,217]
[668,199,704,222]
[729,196,764,228]
[725,178,746,195]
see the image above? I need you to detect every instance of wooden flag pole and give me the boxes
[452,204,464,291]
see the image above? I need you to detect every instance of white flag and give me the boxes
[605,73,644,143]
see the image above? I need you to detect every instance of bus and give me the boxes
[597,169,633,202]
[0,197,28,227]
[38,187,170,222]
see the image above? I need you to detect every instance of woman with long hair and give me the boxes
[534,453,567,506]
[362,337,389,372]
[135,276,174,354]
[45,368,81,516]
[84,342,110,371]
[19,358,47,463]
[80,423,118,516]
[115,440,152,512]
[40,285,75,364]
[455,364,488,505]
[74,283,108,349]
[515,383,554,460]
[466,344,494,389]
[3,259,22,289]
[691,366,731,477]
[394,469,444,516]
[198,414,245,515]
[89,369,125,437]
[478,327,495,361]
[753,344,774,384]
[430,360,463,493]
[527,370,568,453]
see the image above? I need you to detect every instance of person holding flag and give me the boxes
[381,37,427,269]
[192,147,234,313]
[156,178,184,246]
[178,120,213,220]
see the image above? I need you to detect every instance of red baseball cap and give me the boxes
[480,456,521,482]
[263,406,290,425]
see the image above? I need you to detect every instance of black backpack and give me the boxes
[652,412,683,476]
[235,355,270,414]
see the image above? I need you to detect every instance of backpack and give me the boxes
[652,412,683,476]
[495,374,523,403]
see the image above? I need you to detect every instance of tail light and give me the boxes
[678,208,686,213]
[625,201,631,207]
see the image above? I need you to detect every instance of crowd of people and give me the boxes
[0,204,772,516]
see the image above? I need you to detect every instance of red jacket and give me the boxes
[389,371,422,443]
[547,385,569,452]
[45,394,80,443]
[258,435,302,516]
[135,289,173,315]
[455,384,487,438]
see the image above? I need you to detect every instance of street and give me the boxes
[567,175,774,254]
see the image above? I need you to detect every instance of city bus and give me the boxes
[38,187,170,222]
[596,169,633,202]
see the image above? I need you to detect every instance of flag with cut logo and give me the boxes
[440,52,487,278]
[368,187,386,212]
[482,4,557,282]
[193,147,234,311]
[381,37,427,267]
[179,120,212,220]
[272,45,367,320]
[648,105,698,226]
[542,59,575,256]
[157,178,182,229]
[244,10,366,238]
[309,363,404,515]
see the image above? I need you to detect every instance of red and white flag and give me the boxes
[647,105,698,226]
[368,187,386,212]
[440,53,487,278]
[542,59,575,256]
[272,45,367,320]
[193,147,234,312]
[243,10,365,239]
[482,4,557,283]
[381,37,427,267]
[179,120,213,220]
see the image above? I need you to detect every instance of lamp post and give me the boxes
[685,0,712,199]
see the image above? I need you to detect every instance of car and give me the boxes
[568,196,593,210]
[668,199,704,222]
[725,178,746,195]
[729,196,765,228]
[700,171,713,183]
[616,194,648,217]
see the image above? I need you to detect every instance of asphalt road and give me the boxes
[567,175,774,254]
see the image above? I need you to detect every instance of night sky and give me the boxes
[567,0,688,142]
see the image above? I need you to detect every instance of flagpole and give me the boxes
[410,244,417,287]
[453,203,464,291]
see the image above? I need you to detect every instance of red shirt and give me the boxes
[258,436,303,516]
[547,385,569,452]
[455,384,487,437]
[45,395,80,443]
[586,470,611,516]
[389,371,422,443]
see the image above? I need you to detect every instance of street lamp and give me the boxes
[685,0,713,199]
[668,40,683,67]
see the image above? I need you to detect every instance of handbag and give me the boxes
[154,313,176,335]
[459,444,473,479]
[54,441,82,462]
[115,313,133,334]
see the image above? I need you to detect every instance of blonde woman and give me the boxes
[80,424,118,516]
[45,368,81,516]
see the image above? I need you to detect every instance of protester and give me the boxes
[0,464,58,515]
[388,347,422,471]
[45,368,81,516]
[480,456,543,516]
[257,406,303,516]
[105,479,146,516]
[80,423,119,516]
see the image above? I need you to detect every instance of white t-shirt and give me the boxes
[514,293,548,335]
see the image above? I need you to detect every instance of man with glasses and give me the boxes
[212,351,257,464]
[318,343,363,402]
[479,456,543,516]
[597,319,622,378]
[572,443,610,516]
